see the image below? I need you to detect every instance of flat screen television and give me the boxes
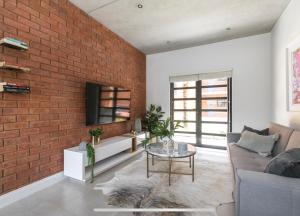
[86,82,131,125]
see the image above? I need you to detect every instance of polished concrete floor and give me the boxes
[0,149,234,216]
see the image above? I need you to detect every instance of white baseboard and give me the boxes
[0,172,65,209]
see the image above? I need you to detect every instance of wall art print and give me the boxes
[287,36,300,111]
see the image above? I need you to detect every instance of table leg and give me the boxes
[169,157,172,186]
[192,155,194,182]
[147,152,149,178]
[152,155,154,166]
[189,156,191,168]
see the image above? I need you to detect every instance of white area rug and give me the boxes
[95,148,233,216]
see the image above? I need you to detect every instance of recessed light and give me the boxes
[137,4,143,8]
[226,27,231,31]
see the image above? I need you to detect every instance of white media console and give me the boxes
[64,133,146,181]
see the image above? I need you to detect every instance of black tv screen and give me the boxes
[86,82,131,125]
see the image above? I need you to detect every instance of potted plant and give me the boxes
[142,117,182,148]
[94,128,103,144]
[89,128,103,147]
[143,104,165,142]
[86,143,95,183]
[153,117,183,144]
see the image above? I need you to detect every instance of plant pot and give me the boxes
[97,137,101,144]
[91,136,95,148]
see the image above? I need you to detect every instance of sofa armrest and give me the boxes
[227,132,241,144]
[235,169,300,216]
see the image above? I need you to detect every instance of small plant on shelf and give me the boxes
[87,128,103,183]
[89,128,103,147]
[86,143,95,183]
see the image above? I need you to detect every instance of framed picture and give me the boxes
[287,36,300,111]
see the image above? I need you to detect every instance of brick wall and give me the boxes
[0,0,146,194]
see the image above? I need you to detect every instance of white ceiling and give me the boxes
[69,0,291,54]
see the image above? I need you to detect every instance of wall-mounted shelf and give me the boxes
[0,61,30,72]
[0,37,28,50]
[0,82,30,94]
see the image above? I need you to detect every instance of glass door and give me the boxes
[171,81,197,144]
[171,77,232,149]
[198,78,232,149]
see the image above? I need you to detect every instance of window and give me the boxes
[170,77,232,149]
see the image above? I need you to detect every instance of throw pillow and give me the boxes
[264,148,300,178]
[242,125,269,136]
[236,131,279,156]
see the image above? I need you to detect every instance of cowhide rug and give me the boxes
[95,149,233,216]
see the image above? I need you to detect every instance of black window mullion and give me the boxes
[174,87,196,90]
[173,98,196,101]
[196,80,201,146]
[175,109,197,111]
[202,121,228,124]
[228,77,233,132]
[201,97,227,100]
[170,82,174,131]
[201,109,227,112]
[174,120,196,123]
[201,84,227,88]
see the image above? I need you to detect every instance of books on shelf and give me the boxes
[0,61,30,72]
[0,82,30,93]
[0,37,28,50]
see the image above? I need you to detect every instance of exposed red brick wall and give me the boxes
[0,0,146,194]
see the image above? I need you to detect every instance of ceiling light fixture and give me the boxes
[226,27,231,31]
[137,4,143,8]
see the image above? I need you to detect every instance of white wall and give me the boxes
[147,34,272,132]
[271,0,300,129]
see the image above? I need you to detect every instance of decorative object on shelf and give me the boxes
[287,35,300,111]
[88,128,103,147]
[0,61,30,72]
[0,37,28,50]
[130,130,137,152]
[86,143,95,183]
[0,82,30,93]
[134,118,142,133]
[143,104,165,146]
[79,141,88,151]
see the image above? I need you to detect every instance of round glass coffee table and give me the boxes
[146,142,197,186]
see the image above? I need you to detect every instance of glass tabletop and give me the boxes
[146,142,196,158]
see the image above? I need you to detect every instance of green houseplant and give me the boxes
[89,128,103,146]
[142,117,183,147]
[87,128,103,183]
[144,104,165,141]
[86,143,95,183]
[153,117,183,141]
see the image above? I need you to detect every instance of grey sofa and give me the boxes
[227,122,300,216]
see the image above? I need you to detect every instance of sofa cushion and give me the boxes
[269,122,294,156]
[264,148,300,178]
[242,125,269,135]
[286,130,300,150]
[228,143,272,173]
[236,131,279,156]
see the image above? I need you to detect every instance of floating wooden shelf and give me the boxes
[0,61,30,72]
[0,37,28,50]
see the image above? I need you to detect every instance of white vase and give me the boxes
[97,137,101,144]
